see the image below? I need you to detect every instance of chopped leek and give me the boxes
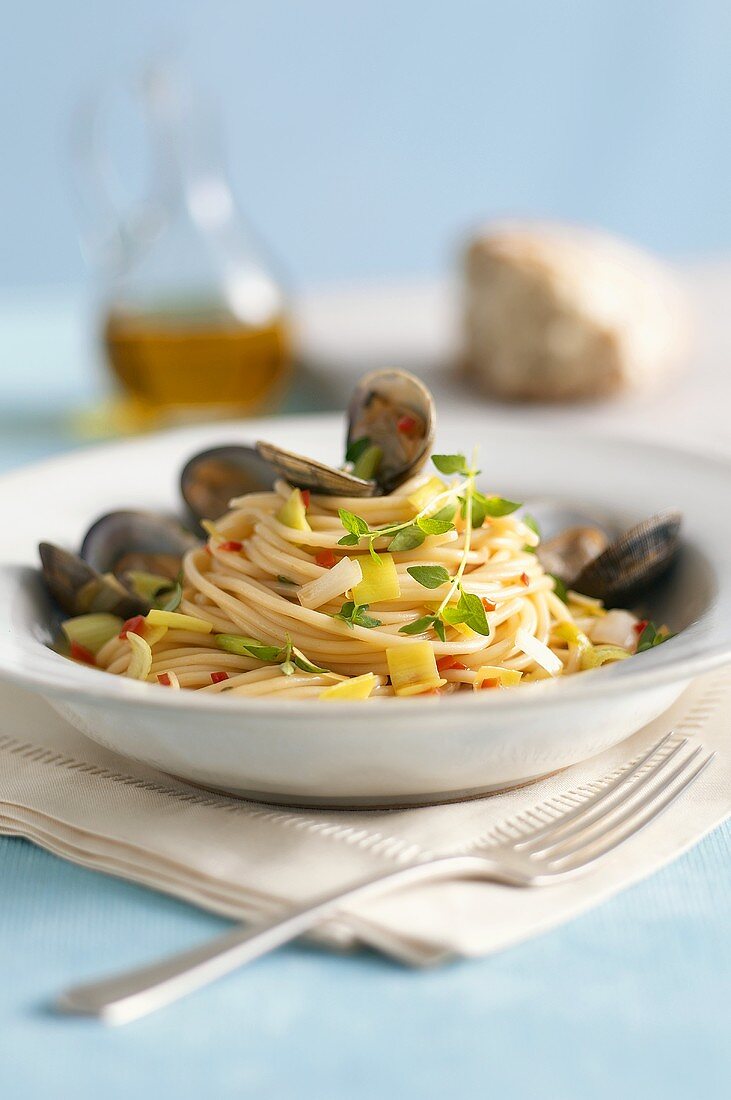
[554,621,593,659]
[580,645,631,670]
[320,673,377,701]
[146,609,213,634]
[124,571,174,601]
[352,553,401,605]
[298,556,363,610]
[350,443,383,480]
[125,632,153,680]
[276,488,311,532]
[407,476,447,512]
[61,613,123,655]
[386,641,446,696]
[474,666,523,689]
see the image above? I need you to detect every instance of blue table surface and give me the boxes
[0,295,729,1099]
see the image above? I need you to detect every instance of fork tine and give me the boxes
[513,732,677,850]
[546,750,715,875]
[525,737,691,857]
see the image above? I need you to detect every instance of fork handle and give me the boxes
[56,855,482,1025]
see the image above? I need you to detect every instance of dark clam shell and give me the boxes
[255,441,376,497]
[573,510,682,607]
[39,542,148,618]
[81,510,198,579]
[181,445,278,523]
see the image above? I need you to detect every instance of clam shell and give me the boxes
[347,369,435,493]
[537,526,609,586]
[181,445,277,523]
[39,542,147,618]
[81,511,198,579]
[255,441,377,497]
[573,510,682,607]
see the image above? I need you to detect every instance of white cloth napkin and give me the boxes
[1,672,729,965]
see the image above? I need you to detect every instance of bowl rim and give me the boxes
[1,418,730,719]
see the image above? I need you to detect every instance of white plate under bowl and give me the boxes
[0,417,729,807]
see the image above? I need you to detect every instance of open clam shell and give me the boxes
[180,445,277,524]
[573,510,682,607]
[81,511,198,580]
[346,369,435,493]
[39,542,148,619]
[255,441,377,497]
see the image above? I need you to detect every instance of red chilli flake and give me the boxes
[315,549,337,569]
[397,414,418,435]
[482,597,496,612]
[157,673,172,687]
[301,490,311,508]
[211,671,229,685]
[437,656,467,673]
[119,615,145,639]
[219,540,243,552]
[634,619,649,635]
[70,641,96,666]
[520,572,530,587]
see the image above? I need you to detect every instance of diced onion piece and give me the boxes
[588,609,638,649]
[474,666,523,689]
[61,613,123,655]
[554,621,593,657]
[407,476,447,512]
[352,553,401,605]
[515,628,563,676]
[320,673,377,701]
[298,556,363,610]
[146,609,213,634]
[157,671,181,689]
[386,641,446,696]
[276,488,311,531]
[125,632,153,680]
[581,645,631,670]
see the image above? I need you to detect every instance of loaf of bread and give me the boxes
[463,221,691,401]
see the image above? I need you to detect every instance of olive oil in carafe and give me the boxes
[104,309,291,414]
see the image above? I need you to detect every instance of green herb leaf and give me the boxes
[636,621,673,653]
[215,634,283,661]
[523,514,541,539]
[433,618,447,642]
[399,615,438,636]
[416,514,455,535]
[407,565,451,589]
[388,525,426,551]
[334,601,382,629]
[432,454,470,476]
[431,504,457,523]
[550,575,569,604]
[337,533,360,547]
[345,437,372,464]
[338,509,370,538]
[441,587,490,636]
[483,495,521,517]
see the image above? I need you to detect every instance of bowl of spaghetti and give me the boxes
[0,410,728,806]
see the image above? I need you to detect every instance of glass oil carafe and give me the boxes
[73,64,291,427]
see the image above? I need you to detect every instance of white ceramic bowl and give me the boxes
[0,417,729,807]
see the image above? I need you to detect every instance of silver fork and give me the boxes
[56,733,714,1025]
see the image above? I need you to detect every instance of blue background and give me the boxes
[2,4,731,1095]
[4,0,731,292]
